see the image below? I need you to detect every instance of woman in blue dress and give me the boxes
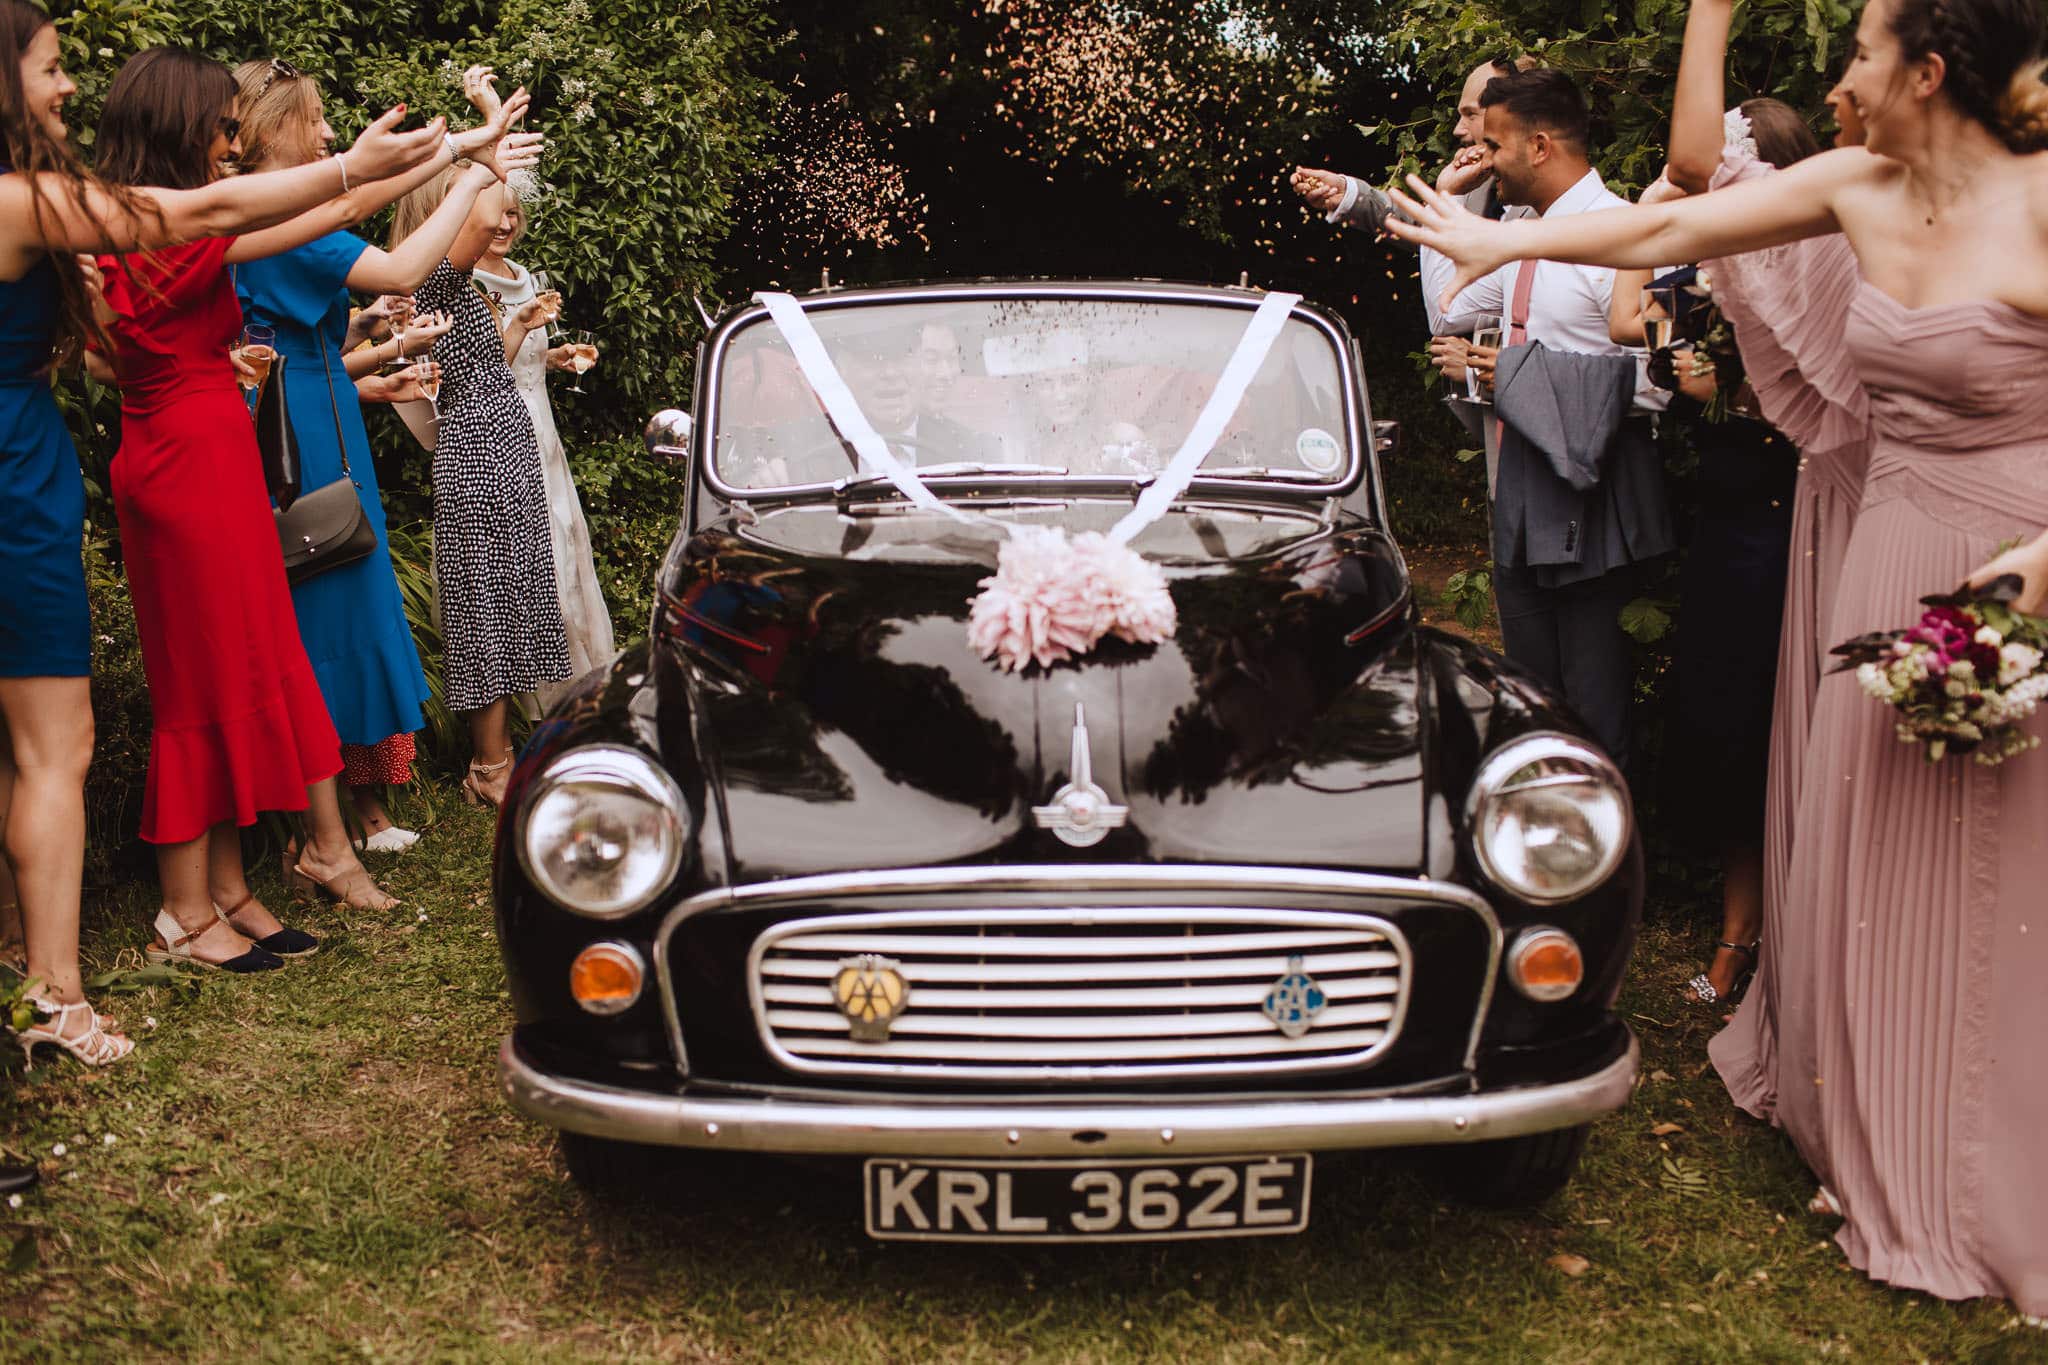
[230,58,537,853]
[0,0,449,1055]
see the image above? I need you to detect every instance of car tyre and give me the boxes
[1427,1124,1590,1208]
[560,1132,675,1200]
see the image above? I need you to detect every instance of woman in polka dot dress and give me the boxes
[390,168,569,805]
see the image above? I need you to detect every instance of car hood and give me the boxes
[660,508,1425,883]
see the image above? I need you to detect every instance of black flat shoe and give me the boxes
[0,1163,38,1195]
[144,909,286,973]
[244,925,319,959]
[218,893,317,960]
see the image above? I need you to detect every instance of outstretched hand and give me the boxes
[346,105,448,181]
[1289,166,1348,213]
[1385,175,1518,310]
[463,65,504,121]
[471,128,543,184]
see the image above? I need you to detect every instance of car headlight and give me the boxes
[1465,733,1630,904]
[517,745,687,918]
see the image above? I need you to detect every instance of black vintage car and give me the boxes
[495,279,1641,1242]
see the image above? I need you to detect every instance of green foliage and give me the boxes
[1620,595,1676,643]
[50,0,778,468]
[1660,1153,1711,1198]
[1368,0,1860,190]
[1441,567,1496,632]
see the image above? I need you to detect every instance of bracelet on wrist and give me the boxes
[337,150,353,194]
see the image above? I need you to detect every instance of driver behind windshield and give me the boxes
[1015,333,1153,474]
[738,318,998,485]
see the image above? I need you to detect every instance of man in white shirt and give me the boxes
[1424,68,1667,769]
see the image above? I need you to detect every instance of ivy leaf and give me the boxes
[1618,597,1674,644]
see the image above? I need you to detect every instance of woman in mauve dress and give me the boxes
[1389,0,2048,1316]
[1656,0,1876,1020]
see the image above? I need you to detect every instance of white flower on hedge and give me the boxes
[641,87,659,107]
[562,76,589,99]
[573,99,595,123]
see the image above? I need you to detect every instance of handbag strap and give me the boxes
[316,327,356,484]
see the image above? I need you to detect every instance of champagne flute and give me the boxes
[531,269,564,337]
[565,329,598,395]
[416,357,442,422]
[1642,285,1681,352]
[235,323,276,391]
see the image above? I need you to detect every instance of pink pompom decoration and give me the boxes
[967,527,1176,671]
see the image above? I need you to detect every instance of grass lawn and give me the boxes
[2,803,2040,1363]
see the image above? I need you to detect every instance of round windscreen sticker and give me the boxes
[1296,427,1341,473]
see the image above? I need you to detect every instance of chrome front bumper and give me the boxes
[499,1031,1638,1159]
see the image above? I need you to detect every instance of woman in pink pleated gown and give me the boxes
[1389,0,2048,1315]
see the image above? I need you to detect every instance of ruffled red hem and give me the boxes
[138,681,342,845]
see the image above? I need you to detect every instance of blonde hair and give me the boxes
[389,164,460,247]
[230,59,323,170]
[2000,60,2048,152]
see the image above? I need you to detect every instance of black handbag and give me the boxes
[265,339,378,585]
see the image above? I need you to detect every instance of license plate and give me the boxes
[862,1154,1312,1243]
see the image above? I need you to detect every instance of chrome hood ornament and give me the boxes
[1032,703,1129,848]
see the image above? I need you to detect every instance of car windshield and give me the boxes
[710,295,1352,493]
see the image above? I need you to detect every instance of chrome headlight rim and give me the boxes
[516,743,688,920]
[1464,731,1632,906]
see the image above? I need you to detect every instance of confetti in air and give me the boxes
[741,93,931,262]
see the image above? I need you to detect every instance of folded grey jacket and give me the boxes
[1491,342,1676,588]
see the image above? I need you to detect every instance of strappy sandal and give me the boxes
[145,908,284,974]
[14,996,135,1069]
[1808,1184,1843,1217]
[217,891,319,959]
[1683,938,1760,1006]
[461,754,513,809]
[283,844,399,911]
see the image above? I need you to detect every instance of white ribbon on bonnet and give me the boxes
[755,289,1302,670]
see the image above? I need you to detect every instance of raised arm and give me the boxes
[1387,151,1860,308]
[227,84,534,268]
[0,106,443,269]
[442,180,510,274]
[1667,0,1739,193]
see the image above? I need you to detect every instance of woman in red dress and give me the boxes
[93,48,458,969]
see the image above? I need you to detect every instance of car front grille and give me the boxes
[747,908,1411,1082]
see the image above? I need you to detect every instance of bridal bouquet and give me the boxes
[1831,576,2048,765]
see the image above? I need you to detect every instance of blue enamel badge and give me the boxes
[1262,954,1327,1039]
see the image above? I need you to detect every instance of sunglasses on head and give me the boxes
[253,56,302,102]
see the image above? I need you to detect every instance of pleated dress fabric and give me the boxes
[234,231,430,768]
[1708,227,2048,1307]
[1701,149,1872,1115]
[97,239,341,843]
[472,260,614,710]
[411,258,570,712]
[0,232,91,679]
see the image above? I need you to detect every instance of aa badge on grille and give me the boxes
[1262,954,1327,1038]
[833,954,910,1043]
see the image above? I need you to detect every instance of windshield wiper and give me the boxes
[831,463,1069,498]
[1193,465,1333,482]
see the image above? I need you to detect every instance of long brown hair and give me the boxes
[95,47,237,191]
[1888,0,2048,151]
[1,0,140,368]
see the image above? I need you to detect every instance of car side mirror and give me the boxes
[1373,420,1401,461]
[645,408,693,465]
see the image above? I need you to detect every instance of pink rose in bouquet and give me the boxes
[1831,575,2048,765]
